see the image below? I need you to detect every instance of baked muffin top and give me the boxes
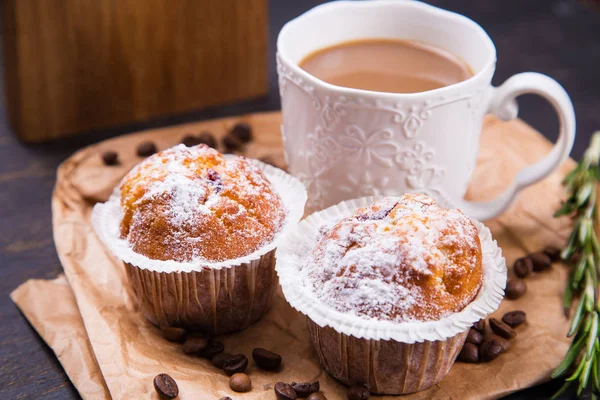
[119,144,286,262]
[303,194,483,323]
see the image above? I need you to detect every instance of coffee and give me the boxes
[299,38,472,94]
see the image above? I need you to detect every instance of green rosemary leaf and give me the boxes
[566,357,586,381]
[578,358,593,395]
[593,345,600,391]
[564,279,574,317]
[555,201,577,218]
[587,313,599,360]
[569,294,587,337]
[573,257,588,289]
[552,381,573,400]
[577,182,594,207]
[552,332,588,378]
[580,218,591,242]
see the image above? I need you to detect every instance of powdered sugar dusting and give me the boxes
[302,193,483,323]
[119,144,286,262]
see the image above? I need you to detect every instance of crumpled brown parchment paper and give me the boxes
[11,112,576,399]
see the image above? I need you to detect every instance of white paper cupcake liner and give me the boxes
[275,195,507,344]
[91,158,307,273]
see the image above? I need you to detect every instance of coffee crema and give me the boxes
[299,38,473,94]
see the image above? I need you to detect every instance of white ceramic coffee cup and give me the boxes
[277,0,575,219]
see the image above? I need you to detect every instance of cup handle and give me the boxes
[457,72,576,220]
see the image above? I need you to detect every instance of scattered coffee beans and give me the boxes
[211,352,234,369]
[502,310,526,327]
[137,141,157,157]
[530,251,552,271]
[162,327,187,343]
[458,342,479,363]
[543,245,561,262]
[466,328,483,345]
[223,354,248,376]
[102,150,119,166]
[252,348,282,371]
[230,122,253,143]
[198,340,224,359]
[181,134,201,147]
[197,131,217,148]
[489,318,516,340]
[480,339,505,362]
[182,336,208,355]
[513,257,533,278]
[472,319,486,333]
[308,392,328,400]
[505,279,527,299]
[153,373,179,399]
[275,382,297,400]
[222,135,243,152]
[229,373,251,393]
[291,381,320,397]
[347,385,370,400]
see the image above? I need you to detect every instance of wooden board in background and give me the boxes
[2,0,268,142]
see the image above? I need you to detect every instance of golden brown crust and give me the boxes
[119,144,285,262]
[305,194,483,322]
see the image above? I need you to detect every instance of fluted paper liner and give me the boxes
[91,158,307,333]
[276,195,507,393]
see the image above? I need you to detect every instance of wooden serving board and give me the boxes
[16,111,577,399]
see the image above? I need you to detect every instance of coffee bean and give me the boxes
[502,310,526,327]
[230,122,253,143]
[219,397,232,400]
[162,327,187,343]
[458,342,479,363]
[347,385,370,400]
[480,339,505,362]
[505,279,527,299]
[543,246,562,262]
[493,335,511,351]
[181,134,201,147]
[489,318,516,339]
[211,352,234,369]
[223,354,248,376]
[197,131,217,148]
[275,382,297,400]
[198,340,224,359]
[291,381,320,397]
[308,393,328,400]
[472,319,486,332]
[102,151,119,166]
[252,348,282,371]
[530,251,552,271]
[222,135,243,152]
[182,336,208,355]
[465,328,483,345]
[513,257,533,278]
[153,373,179,399]
[229,373,251,392]
[137,141,157,157]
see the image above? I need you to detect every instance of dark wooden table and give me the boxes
[1,1,598,398]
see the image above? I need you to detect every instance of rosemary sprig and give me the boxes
[552,131,600,399]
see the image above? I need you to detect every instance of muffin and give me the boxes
[92,144,306,334]
[119,144,285,262]
[276,194,505,394]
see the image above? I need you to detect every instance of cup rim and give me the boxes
[277,0,497,99]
